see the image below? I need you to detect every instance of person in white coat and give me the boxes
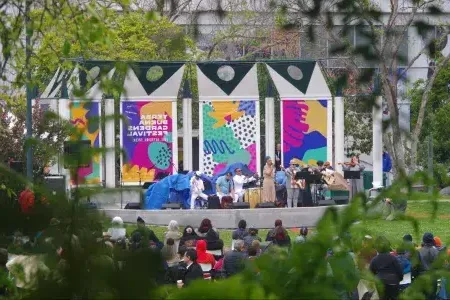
[232,168,257,202]
[190,171,208,209]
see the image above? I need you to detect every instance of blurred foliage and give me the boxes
[410,62,450,167]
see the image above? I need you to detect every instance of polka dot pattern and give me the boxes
[203,153,219,177]
[226,115,257,149]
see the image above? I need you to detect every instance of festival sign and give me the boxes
[201,99,259,177]
[121,100,175,185]
[281,99,328,168]
[68,100,102,185]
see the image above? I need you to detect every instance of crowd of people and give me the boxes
[1,214,448,300]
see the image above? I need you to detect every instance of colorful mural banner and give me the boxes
[121,100,174,184]
[282,99,327,168]
[201,100,258,177]
[69,101,101,185]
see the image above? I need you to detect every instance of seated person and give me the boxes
[266,219,283,242]
[195,219,224,251]
[179,226,198,248]
[161,238,179,267]
[232,220,249,240]
[216,172,234,199]
[183,249,204,286]
[131,217,162,249]
[223,240,247,277]
[294,226,308,244]
[270,226,291,247]
[190,171,208,210]
[105,216,126,242]
[233,168,257,202]
[196,240,216,269]
[243,227,261,248]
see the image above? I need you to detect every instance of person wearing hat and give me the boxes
[190,171,208,210]
[284,159,301,208]
[232,168,257,202]
[262,156,276,203]
[131,217,162,249]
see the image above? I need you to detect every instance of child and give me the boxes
[294,227,308,244]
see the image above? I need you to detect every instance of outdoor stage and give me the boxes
[100,205,346,229]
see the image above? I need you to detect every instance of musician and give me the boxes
[263,156,276,203]
[232,168,257,202]
[190,171,208,210]
[340,155,365,199]
[216,172,234,199]
[275,143,282,171]
[283,159,302,208]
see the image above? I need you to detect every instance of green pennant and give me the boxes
[197,62,254,95]
[79,61,115,90]
[130,62,184,96]
[266,61,316,94]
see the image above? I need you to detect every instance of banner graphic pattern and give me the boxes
[69,101,101,185]
[282,99,327,167]
[121,101,173,184]
[202,100,257,176]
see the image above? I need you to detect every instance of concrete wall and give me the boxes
[100,206,346,229]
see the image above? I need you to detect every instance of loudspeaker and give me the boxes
[256,202,276,209]
[142,182,156,189]
[64,140,91,168]
[44,176,66,196]
[161,203,182,210]
[232,202,250,209]
[124,202,141,209]
[207,195,221,209]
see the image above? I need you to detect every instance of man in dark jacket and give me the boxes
[183,249,203,286]
[370,236,403,300]
[131,217,162,249]
[223,240,247,277]
[383,151,392,186]
[414,233,439,300]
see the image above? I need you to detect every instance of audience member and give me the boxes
[195,219,224,250]
[106,216,126,242]
[415,233,439,300]
[131,217,162,249]
[248,246,258,261]
[266,219,283,242]
[396,243,411,275]
[369,236,403,300]
[223,240,247,277]
[243,227,261,248]
[434,236,446,252]
[161,238,179,267]
[183,249,204,286]
[232,220,248,240]
[294,226,308,244]
[180,226,198,248]
[271,226,291,247]
[359,235,377,268]
[165,220,182,249]
[196,240,215,269]
[251,240,262,255]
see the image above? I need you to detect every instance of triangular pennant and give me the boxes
[266,61,316,94]
[78,61,115,90]
[197,62,254,95]
[130,62,184,96]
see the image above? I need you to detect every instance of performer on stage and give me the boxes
[275,143,282,171]
[283,159,302,208]
[232,168,257,202]
[341,155,365,199]
[263,156,276,203]
[216,172,234,199]
[190,171,208,210]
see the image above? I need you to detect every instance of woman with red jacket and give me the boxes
[196,240,215,269]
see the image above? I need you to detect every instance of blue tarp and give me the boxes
[144,172,214,210]
[144,163,255,210]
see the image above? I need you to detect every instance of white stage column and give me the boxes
[182,97,193,171]
[334,96,345,174]
[105,99,115,188]
[265,97,275,163]
[373,95,383,188]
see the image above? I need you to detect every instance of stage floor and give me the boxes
[100,205,346,229]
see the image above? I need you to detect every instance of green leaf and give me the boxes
[62,40,71,56]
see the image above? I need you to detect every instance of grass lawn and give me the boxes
[120,201,450,249]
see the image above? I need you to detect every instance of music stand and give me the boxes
[344,171,361,180]
[295,171,322,206]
